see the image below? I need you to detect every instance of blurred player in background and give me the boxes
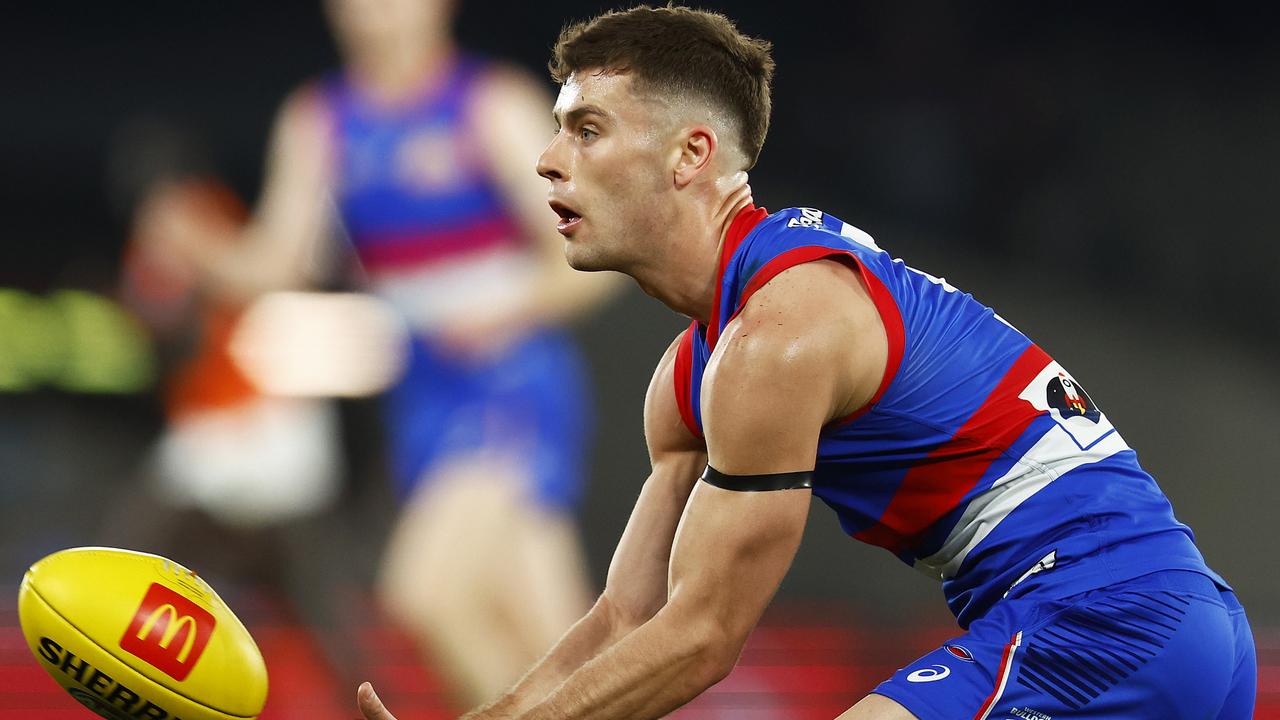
[111,117,344,560]
[351,5,1256,720]
[141,0,618,706]
[106,120,356,714]
[116,121,344,534]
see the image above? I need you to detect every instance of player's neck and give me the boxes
[346,35,455,104]
[630,182,753,324]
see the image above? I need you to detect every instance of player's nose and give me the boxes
[536,135,568,182]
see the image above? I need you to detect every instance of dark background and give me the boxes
[2,0,1277,657]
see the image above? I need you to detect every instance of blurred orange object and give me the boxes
[167,307,260,418]
[122,178,261,417]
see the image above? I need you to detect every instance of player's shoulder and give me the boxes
[721,205,884,324]
[645,326,704,452]
[468,58,548,111]
[275,73,340,126]
[285,68,346,110]
[464,58,553,141]
[745,206,883,254]
[718,206,883,373]
[473,57,542,90]
[647,327,691,398]
[755,206,844,237]
[259,80,335,157]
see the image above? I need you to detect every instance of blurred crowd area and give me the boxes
[2,0,1280,717]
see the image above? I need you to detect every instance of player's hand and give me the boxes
[435,319,519,359]
[433,306,533,359]
[132,183,202,284]
[357,682,398,720]
[133,180,232,288]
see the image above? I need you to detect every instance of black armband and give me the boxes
[700,465,814,492]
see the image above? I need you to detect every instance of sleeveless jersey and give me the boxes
[675,205,1222,627]
[322,55,525,291]
[317,57,591,510]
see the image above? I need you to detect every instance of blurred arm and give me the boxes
[467,67,624,327]
[459,331,706,719]
[145,87,334,303]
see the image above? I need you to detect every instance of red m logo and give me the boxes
[119,583,216,681]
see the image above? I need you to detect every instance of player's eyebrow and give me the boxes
[554,104,609,129]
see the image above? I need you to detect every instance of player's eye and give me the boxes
[580,126,598,141]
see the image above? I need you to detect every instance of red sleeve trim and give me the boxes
[706,204,768,350]
[725,246,906,428]
[672,321,704,439]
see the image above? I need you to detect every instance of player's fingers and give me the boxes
[358,682,398,720]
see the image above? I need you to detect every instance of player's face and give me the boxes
[325,0,454,54]
[537,71,679,273]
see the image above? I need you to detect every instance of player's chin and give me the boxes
[563,242,612,273]
[563,250,598,272]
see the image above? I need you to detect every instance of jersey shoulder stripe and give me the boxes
[673,321,702,439]
[854,343,1048,554]
[669,204,1217,626]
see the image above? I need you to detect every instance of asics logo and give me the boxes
[906,664,951,683]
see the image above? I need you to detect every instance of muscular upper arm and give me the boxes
[703,258,886,472]
[600,331,706,627]
[659,260,886,663]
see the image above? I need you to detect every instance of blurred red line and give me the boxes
[0,629,29,652]
[745,626,861,648]
[0,692,83,711]
[715,665,868,694]
[737,650,863,666]
[5,605,1280,720]
[0,666,56,693]
[1252,628,1280,646]
[1259,666,1280,693]
[371,664,448,694]
[675,702,844,712]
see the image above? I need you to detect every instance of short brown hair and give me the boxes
[549,5,775,168]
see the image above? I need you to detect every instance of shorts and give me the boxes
[383,327,591,512]
[874,570,1256,720]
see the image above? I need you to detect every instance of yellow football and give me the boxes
[17,546,268,720]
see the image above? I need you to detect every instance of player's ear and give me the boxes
[673,125,717,188]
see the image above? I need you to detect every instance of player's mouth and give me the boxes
[550,199,583,236]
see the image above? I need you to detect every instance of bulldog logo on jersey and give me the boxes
[1046,374,1100,423]
[1018,359,1118,449]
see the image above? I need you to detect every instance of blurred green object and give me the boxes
[0,289,61,392]
[0,288,155,394]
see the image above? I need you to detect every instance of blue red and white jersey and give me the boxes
[322,55,524,279]
[317,57,592,510]
[675,205,1223,627]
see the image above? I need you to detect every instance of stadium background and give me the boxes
[1,1,1276,717]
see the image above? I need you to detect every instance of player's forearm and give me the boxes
[187,224,310,303]
[464,595,636,719]
[519,602,731,720]
[505,253,620,333]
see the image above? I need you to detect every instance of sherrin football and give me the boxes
[17,547,268,720]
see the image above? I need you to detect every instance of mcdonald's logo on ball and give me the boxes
[18,547,267,718]
[119,583,217,681]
